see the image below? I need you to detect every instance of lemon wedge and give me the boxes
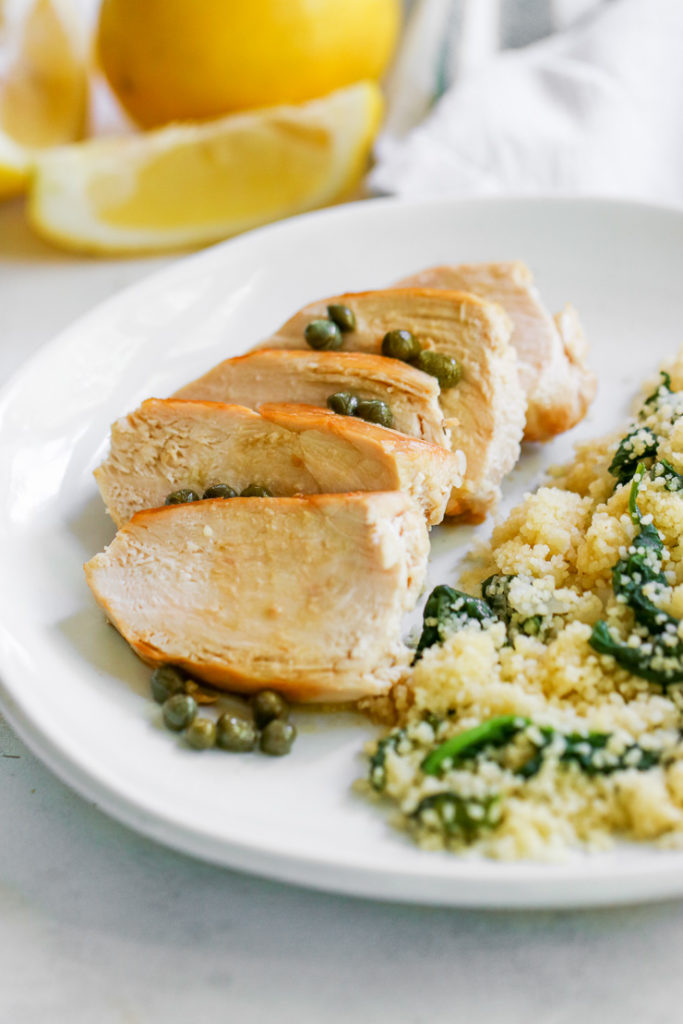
[0,0,87,198]
[0,132,29,199]
[28,82,383,254]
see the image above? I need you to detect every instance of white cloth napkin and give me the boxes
[371,0,683,206]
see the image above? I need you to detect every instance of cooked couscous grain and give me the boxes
[359,348,683,859]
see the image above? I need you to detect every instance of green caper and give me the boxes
[355,399,393,428]
[165,488,200,505]
[216,713,258,752]
[326,304,356,333]
[186,717,217,750]
[162,693,197,732]
[203,483,237,499]
[412,350,462,389]
[150,665,187,704]
[304,319,343,351]
[251,689,290,728]
[326,391,359,416]
[260,719,297,756]
[381,329,421,363]
[240,484,273,497]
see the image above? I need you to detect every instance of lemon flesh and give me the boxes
[28,82,383,254]
[97,0,399,128]
[0,132,29,199]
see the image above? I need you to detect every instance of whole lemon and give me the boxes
[97,0,400,128]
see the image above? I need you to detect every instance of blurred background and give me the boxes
[1,0,680,259]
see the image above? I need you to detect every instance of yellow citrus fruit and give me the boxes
[0,132,29,200]
[28,81,383,254]
[97,0,399,128]
[0,0,87,198]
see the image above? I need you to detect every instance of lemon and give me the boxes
[0,0,87,199]
[28,81,383,254]
[97,0,399,128]
[0,132,29,200]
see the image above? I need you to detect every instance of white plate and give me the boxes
[2,196,683,908]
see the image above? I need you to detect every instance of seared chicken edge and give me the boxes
[174,348,450,448]
[395,263,596,442]
[84,492,430,703]
[256,287,526,520]
[95,398,464,528]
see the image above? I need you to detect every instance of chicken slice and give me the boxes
[174,348,449,447]
[394,262,596,442]
[95,398,464,528]
[84,492,429,701]
[258,287,525,520]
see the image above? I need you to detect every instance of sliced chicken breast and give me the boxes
[258,287,525,519]
[84,492,429,701]
[174,349,448,447]
[395,262,596,442]
[95,398,464,528]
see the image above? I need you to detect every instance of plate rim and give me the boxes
[3,193,683,908]
[1,191,680,409]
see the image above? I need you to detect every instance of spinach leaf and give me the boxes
[481,573,514,621]
[414,584,496,660]
[641,371,673,416]
[559,730,660,775]
[482,574,549,642]
[609,373,677,486]
[590,466,683,685]
[612,469,667,633]
[589,620,683,685]
[411,791,501,839]
[653,458,683,492]
[421,715,529,775]
[368,728,408,792]
[608,426,658,485]
[420,713,661,781]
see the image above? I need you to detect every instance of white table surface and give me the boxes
[2,197,683,1024]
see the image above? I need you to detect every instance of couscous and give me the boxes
[360,348,683,859]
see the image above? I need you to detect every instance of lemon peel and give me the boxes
[97,0,399,128]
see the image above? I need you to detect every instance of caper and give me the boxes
[240,484,273,497]
[326,391,359,416]
[412,350,462,389]
[162,693,197,732]
[251,689,290,728]
[355,399,393,429]
[304,319,343,351]
[203,483,237,499]
[186,717,217,750]
[165,488,200,505]
[381,329,421,363]
[326,304,356,333]
[260,719,297,756]
[150,665,187,704]
[217,713,258,752]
